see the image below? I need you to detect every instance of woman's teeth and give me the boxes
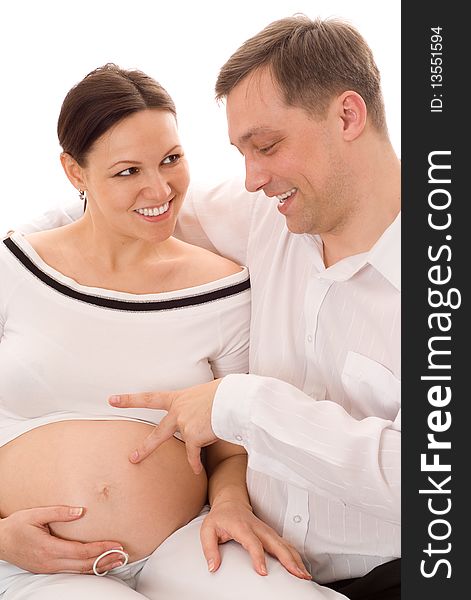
[276,188,297,204]
[135,201,170,217]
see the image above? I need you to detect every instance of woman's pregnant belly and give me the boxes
[0,420,208,562]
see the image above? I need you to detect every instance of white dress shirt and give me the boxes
[177,177,401,584]
[16,176,401,584]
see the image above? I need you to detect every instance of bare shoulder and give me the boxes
[199,249,243,279]
[24,227,81,272]
[176,239,244,285]
[25,229,65,260]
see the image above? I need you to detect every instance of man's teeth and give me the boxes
[135,202,170,217]
[276,188,297,204]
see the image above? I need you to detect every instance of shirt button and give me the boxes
[307,335,313,343]
[235,434,243,442]
[293,515,302,523]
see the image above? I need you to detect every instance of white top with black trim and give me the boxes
[0,232,250,448]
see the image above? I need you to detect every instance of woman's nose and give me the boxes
[141,173,171,202]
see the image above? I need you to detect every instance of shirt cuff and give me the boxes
[212,373,255,447]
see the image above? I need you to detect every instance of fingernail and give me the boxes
[69,506,83,516]
[130,450,139,462]
[112,546,124,551]
[109,395,121,405]
[297,567,311,578]
[259,564,268,576]
[207,559,215,572]
[110,561,124,570]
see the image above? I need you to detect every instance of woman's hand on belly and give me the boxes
[0,420,208,563]
[0,506,125,574]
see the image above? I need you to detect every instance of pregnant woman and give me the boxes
[0,65,325,599]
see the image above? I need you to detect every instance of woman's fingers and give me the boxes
[30,537,126,574]
[199,523,222,572]
[51,537,125,561]
[200,511,268,575]
[200,502,310,579]
[235,529,268,575]
[257,527,311,580]
[54,551,126,575]
[31,505,86,525]
[4,506,125,574]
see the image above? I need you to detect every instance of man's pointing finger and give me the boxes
[128,415,179,463]
[109,391,174,410]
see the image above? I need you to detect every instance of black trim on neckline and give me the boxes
[3,237,250,312]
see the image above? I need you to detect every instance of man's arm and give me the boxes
[109,373,400,525]
[213,373,400,525]
[13,201,82,234]
[174,176,261,265]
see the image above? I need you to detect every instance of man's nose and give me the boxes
[244,158,270,193]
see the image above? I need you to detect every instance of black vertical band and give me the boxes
[402,2,467,598]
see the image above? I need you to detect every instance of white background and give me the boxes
[0,0,400,229]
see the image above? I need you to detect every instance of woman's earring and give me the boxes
[78,189,88,212]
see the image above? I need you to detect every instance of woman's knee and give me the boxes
[3,572,144,599]
[137,525,325,599]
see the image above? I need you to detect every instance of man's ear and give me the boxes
[338,91,367,141]
[60,153,86,192]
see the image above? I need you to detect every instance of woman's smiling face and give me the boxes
[74,108,190,243]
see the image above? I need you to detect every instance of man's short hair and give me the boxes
[216,15,386,132]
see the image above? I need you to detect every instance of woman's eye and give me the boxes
[116,166,139,177]
[162,154,180,165]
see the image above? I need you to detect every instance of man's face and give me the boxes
[226,68,352,236]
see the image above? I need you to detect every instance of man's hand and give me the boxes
[109,379,222,474]
[0,506,124,574]
[200,500,311,580]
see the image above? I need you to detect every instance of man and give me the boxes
[108,15,401,600]
[20,16,401,599]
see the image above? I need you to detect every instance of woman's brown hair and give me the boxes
[57,63,176,165]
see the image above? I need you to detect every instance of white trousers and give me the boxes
[1,512,346,599]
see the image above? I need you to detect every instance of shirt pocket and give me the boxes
[341,351,401,422]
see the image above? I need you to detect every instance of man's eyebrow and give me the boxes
[238,127,278,144]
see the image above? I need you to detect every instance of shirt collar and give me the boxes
[367,212,401,291]
[302,212,401,290]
